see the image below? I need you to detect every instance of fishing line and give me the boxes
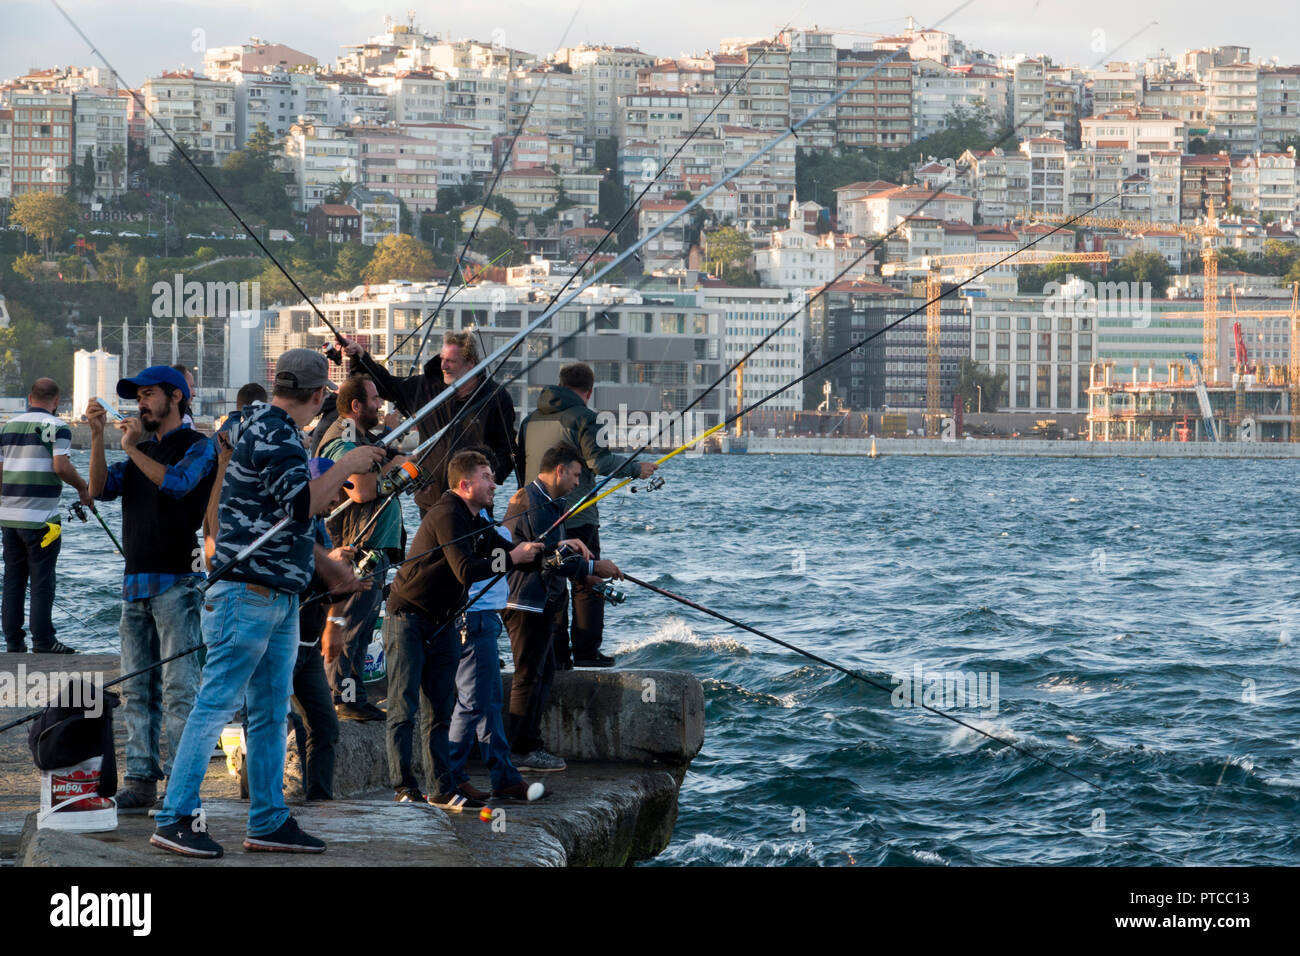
[406,2,587,372]
[48,0,348,347]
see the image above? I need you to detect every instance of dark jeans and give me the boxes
[325,553,386,706]
[448,611,522,792]
[384,607,459,796]
[503,603,559,755]
[551,522,603,662]
[2,525,61,649]
[292,599,339,800]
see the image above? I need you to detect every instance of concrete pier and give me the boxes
[727,436,1300,458]
[0,653,704,867]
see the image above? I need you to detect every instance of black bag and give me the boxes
[27,682,120,798]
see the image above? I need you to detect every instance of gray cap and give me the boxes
[273,348,336,392]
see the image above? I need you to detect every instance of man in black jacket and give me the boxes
[85,366,218,813]
[383,450,541,809]
[343,331,517,514]
[504,443,623,772]
[517,363,655,668]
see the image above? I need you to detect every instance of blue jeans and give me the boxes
[119,577,202,783]
[156,580,298,836]
[384,607,458,796]
[2,525,61,649]
[448,610,522,792]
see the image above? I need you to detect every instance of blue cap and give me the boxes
[309,457,353,489]
[117,365,190,402]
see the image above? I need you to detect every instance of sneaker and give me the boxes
[151,817,224,859]
[32,639,76,655]
[4,641,25,653]
[335,702,381,722]
[492,780,545,802]
[514,748,566,772]
[394,786,428,804]
[429,786,487,812]
[556,658,575,671]
[574,652,615,668]
[454,781,490,801]
[114,781,158,815]
[243,815,325,853]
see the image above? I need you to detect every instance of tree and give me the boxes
[11,192,79,258]
[332,243,371,286]
[361,234,438,284]
[703,226,753,274]
[1110,249,1171,290]
[81,148,97,200]
[325,177,358,204]
[107,145,126,192]
[955,357,1008,412]
[96,241,134,288]
[473,226,525,266]
[12,252,46,283]
[245,122,280,164]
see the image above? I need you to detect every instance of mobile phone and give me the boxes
[95,397,125,422]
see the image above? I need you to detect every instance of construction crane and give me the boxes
[1173,281,1300,438]
[883,250,1111,436]
[1020,203,1223,380]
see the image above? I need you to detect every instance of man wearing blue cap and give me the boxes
[85,365,218,813]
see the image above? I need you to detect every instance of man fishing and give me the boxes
[343,331,517,515]
[383,449,542,809]
[151,349,384,859]
[85,365,218,813]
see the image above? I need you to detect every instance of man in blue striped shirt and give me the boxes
[86,366,217,813]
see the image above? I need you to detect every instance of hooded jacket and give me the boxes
[350,351,518,512]
[516,385,640,529]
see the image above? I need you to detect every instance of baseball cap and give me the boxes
[274,348,337,392]
[116,365,191,401]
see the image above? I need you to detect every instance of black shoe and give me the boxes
[115,781,158,815]
[32,639,76,654]
[361,702,386,720]
[394,786,427,804]
[492,780,546,802]
[151,816,224,859]
[4,643,25,653]
[556,658,574,671]
[429,786,487,812]
[335,702,381,722]
[243,815,325,853]
[574,652,615,668]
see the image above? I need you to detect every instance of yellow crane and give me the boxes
[1020,203,1223,380]
[883,250,1111,436]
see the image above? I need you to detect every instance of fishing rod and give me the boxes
[388,15,849,527]
[48,0,351,350]
[68,501,123,557]
[390,19,804,373]
[333,309,603,553]
[384,4,584,374]
[567,423,724,519]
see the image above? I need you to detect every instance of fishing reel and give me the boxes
[69,501,90,523]
[322,344,344,365]
[541,543,575,572]
[592,581,626,605]
[355,548,382,579]
[377,461,421,497]
[629,475,665,493]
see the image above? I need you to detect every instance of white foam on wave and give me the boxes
[618,616,752,657]
[661,833,818,865]
[1261,775,1300,790]
[910,848,948,866]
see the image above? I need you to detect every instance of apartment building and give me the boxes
[141,72,236,165]
[835,49,913,149]
[1205,63,1259,152]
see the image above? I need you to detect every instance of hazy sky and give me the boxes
[4,0,1293,84]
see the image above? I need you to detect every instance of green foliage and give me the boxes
[795,102,998,202]
[703,226,753,274]
[955,357,1007,412]
[473,227,525,266]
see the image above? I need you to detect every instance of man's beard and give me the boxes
[359,409,379,433]
[141,396,173,432]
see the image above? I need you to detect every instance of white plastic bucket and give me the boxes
[38,756,117,832]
